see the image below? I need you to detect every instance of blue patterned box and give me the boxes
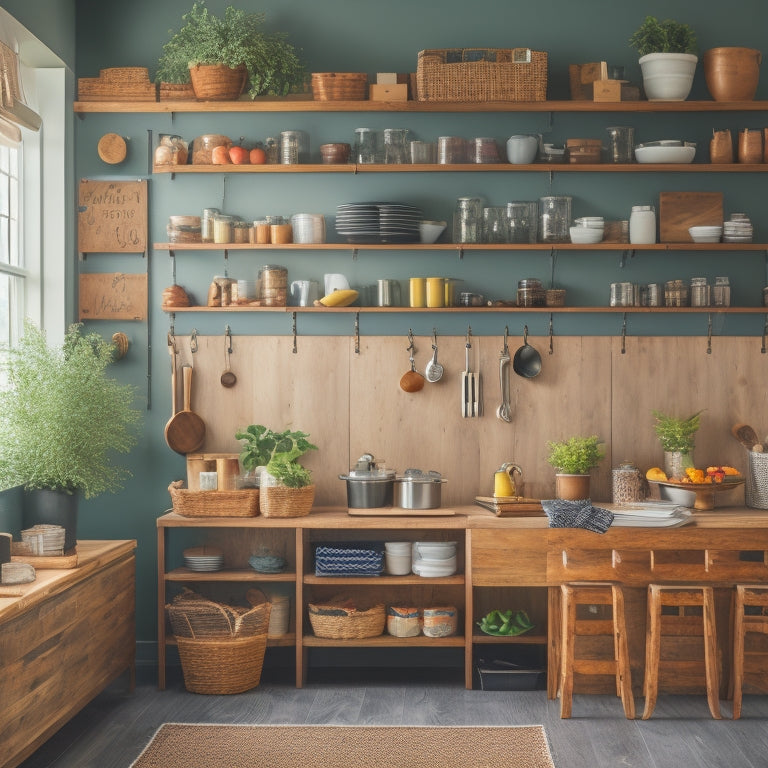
[314,541,385,577]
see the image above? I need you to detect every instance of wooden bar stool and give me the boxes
[731,584,768,719]
[642,584,721,719]
[559,583,635,719]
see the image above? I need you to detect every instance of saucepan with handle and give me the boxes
[512,325,542,379]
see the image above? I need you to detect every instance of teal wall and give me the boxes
[3,0,75,66]
[6,1,764,657]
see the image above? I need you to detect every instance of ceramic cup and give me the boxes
[324,273,349,294]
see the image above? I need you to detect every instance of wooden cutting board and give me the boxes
[659,191,723,242]
[474,496,544,517]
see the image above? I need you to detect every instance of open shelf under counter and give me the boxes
[75,98,768,114]
[166,567,296,583]
[302,634,466,648]
[303,574,464,586]
[472,633,548,645]
[165,632,297,648]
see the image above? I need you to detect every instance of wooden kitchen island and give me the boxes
[158,507,768,693]
[0,540,136,768]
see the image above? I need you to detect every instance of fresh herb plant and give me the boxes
[236,425,317,488]
[0,322,142,497]
[546,435,604,475]
[652,410,703,453]
[628,16,697,57]
[155,2,305,97]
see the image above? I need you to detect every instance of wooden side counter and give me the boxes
[0,540,136,768]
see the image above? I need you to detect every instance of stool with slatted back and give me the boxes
[559,582,635,719]
[731,584,768,719]
[642,584,721,719]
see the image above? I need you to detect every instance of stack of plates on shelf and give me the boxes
[411,540,457,577]
[603,501,693,528]
[335,202,423,244]
[20,524,66,556]
[183,545,224,572]
[723,213,754,243]
[290,213,326,244]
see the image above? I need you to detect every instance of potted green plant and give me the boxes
[156,2,305,100]
[628,16,698,101]
[546,435,605,500]
[0,322,142,550]
[235,425,317,517]
[652,409,702,479]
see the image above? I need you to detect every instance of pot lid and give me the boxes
[396,468,445,483]
[340,452,396,480]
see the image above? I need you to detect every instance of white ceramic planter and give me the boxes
[639,52,698,101]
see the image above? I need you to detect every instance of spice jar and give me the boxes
[264,137,278,164]
[713,276,731,307]
[517,278,546,307]
[690,277,711,307]
[258,265,288,307]
[233,220,250,243]
[213,214,234,244]
[665,279,689,307]
[612,461,645,504]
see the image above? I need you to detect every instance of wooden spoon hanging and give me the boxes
[165,364,205,454]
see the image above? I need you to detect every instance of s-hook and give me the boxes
[621,313,627,354]
[190,328,198,356]
[292,312,298,354]
[548,313,554,355]
[707,313,713,355]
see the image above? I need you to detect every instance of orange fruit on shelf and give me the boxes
[211,145,232,165]
[645,467,667,482]
[250,147,267,164]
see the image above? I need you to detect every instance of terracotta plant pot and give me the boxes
[704,47,761,102]
[555,473,591,501]
[189,63,248,101]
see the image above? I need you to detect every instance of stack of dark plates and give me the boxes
[335,202,423,244]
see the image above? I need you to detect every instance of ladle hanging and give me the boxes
[496,326,512,422]
[425,329,444,383]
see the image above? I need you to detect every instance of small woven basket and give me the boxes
[168,480,259,517]
[159,82,197,101]
[259,484,315,518]
[311,72,368,101]
[308,598,385,639]
[189,63,248,101]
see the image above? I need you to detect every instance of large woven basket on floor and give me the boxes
[168,589,271,694]
[168,480,259,517]
[308,597,385,639]
[259,484,315,518]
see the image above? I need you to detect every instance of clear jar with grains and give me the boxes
[233,221,251,244]
[259,265,288,307]
[712,276,731,307]
[213,214,234,244]
[201,208,219,242]
[213,275,234,307]
[690,277,710,307]
[665,279,689,307]
[517,278,546,307]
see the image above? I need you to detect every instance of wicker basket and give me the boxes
[308,598,385,639]
[416,48,548,102]
[168,480,259,518]
[259,484,315,518]
[311,72,368,101]
[189,63,248,101]
[159,82,197,101]
[168,588,271,694]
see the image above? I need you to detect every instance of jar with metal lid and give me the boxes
[438,136,467,164]
[629,204,656,244]
[264,137,278,164]
[517,278,546,307]
[213,275,234,307]
[609,282,633,307]
[665,279,689,307]
[538,196,571,243]
[452,196,483,243]
[647,283,662,307]
[690,277,710,307]
[612,461,645,504]
[280,130,309,164]
[201,207,219,242]
[259,264,288,307]
[213,214,234,244]
[167,215,201,244]
[712,276,731,307]
[233,220,251,244]
[383,128,409,164]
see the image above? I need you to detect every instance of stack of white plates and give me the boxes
[723,213,754,243]
[290,213,326,244]
[335,202,423,244]
[412,540,457,578]
[20,524,65,556]
[688,225,723,243]
[183,545,224,572]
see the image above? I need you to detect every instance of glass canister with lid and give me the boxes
[629,205,656,244]
[538,196,571,243]
[612,461,645,504]
[517,278,546,307]
[452,196,484,243]
[258,264,288,307]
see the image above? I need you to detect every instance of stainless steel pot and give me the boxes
[339,453,395,508]
[395,469,446,509]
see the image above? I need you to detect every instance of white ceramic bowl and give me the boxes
[634,145,696,164]
[506,134,539,164]
[569,226,604,244]
[419,220,447,244]
[688,225,723,243]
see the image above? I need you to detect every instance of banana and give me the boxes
[318,289,359,307]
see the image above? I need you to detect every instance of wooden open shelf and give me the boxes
[302,634,466,648]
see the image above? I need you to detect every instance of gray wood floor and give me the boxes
[17,669,768,768]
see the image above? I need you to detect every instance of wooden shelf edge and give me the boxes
[303,574,465,585]
[302,634,465,647]
[472,633,548,645]
[165,567,296,581]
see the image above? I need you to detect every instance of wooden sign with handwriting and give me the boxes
[78,179,147,253]
[79,273,147,320]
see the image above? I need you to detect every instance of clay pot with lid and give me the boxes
[703,47,761,101]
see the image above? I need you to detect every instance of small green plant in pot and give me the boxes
[236,425,317,517]
[156,2,305,99]
[0,322,142,550]
[652,409,702,479]
[628,16,698,101]
[546,435,605,500]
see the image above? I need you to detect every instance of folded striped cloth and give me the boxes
[541,498,614,534]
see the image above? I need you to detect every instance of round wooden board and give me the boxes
[97,132,127,164]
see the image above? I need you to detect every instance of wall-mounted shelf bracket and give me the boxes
[621,312,628,354]
[292,311,298,353]
[619,250,635,268]
[707,313,713,354]
[548,313,555,355]
[354,312,360,354]
[762,315,768,354]
[457,247,464,260]
[352,248,359,261]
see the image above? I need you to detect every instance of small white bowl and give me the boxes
[419,220,447,244]
[688,225,723,243]
[569,226,604,244]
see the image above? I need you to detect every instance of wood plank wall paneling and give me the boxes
[174,335,766,508]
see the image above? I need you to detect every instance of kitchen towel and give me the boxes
[541,498,614,533]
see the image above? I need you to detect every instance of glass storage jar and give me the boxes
[629,205,656,244]
[259,265,288,307]
[383,128,409,164]
[201,207,219,242]
[665,279,690,307]
[690,277,711,307]
[712,276,731,307]
[538,196,571,243]
[452,196,484,243]
[213,214,234,244]
[517,278,546,307]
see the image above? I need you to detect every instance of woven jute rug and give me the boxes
[130,724,556,768]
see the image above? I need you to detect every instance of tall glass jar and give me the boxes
[629,205,656,244]
[538,196,571,243]
[354,128,379,164]
[712,276,731,307]
[201,207,219,243]
[383,128,409,164]
[452,197,483,243]
[259,265,288,307]
[690,277,711,307]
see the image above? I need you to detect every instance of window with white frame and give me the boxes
[0,140,22,348]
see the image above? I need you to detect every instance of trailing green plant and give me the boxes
[652,410,703,453]
[546,435,604,475]
[155,1,305,97]
[235,424,317,487]
[0,321,142,497]
[628,16,697,57]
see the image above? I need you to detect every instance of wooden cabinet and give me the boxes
[0,540,136,768]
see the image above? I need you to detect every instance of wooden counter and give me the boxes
[0,540,136,768]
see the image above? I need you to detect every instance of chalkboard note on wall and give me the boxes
[78,179,148,253]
